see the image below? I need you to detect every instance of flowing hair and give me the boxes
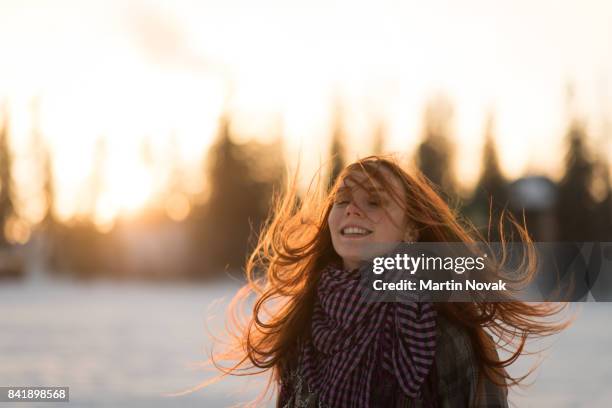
[182,155,570,406]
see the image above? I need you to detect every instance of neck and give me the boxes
[342,259,362,271]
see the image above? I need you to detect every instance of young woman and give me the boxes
[211,155,568,407]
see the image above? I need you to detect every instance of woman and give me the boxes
[210,155,568,407]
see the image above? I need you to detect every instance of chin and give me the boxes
[338,251,366,265]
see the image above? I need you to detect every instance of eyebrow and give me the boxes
[336,186,386,194]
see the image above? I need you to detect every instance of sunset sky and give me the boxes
[1,0,611,229]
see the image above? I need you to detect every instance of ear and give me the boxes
[402,222,419,243]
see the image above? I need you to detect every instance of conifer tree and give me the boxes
[467,113,508,235]
[193,115,285,278]
[557,121,596,241]
[0,108,15,247]
[415,95,456,197]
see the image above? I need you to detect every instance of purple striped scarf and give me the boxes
[299,262,437,407]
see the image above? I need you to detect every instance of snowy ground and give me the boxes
[0,279,610,407]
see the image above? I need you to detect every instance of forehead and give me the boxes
[338,166,404,195]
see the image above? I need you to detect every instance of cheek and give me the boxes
[375,224,399,240]
[327,209,340,232]
[377,212,405,240]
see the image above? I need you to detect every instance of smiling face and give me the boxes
[327,166,416,270]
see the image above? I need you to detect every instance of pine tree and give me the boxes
[467,113,508,236]
[557,121,597,241]
[30,98,60,273]
[415,95,456,197]
[192,115,285,278]
[0,108,15,247]
[593,159,612,240]
[30,99,56,228]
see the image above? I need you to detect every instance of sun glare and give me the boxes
[1,0,611,229]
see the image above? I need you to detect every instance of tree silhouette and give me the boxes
[0,107,16,247]
[30,98,56,228]
[466,113,509,237]
[557,121,597,241]
[593,159,612,240]
[191,114,285,279]
[415,95,456,197]
[29,98,60,274]
[40,145,56,226]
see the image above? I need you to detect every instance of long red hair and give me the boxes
[187,155,570,405]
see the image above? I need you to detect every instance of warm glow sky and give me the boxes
[1,0,611,229]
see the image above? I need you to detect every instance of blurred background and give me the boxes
[0,0,611,406]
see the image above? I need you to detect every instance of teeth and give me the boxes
[342,227,371,235]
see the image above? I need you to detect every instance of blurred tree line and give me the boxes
[188,115,285,279]
[0,92,611,281]
[414,94,612,242]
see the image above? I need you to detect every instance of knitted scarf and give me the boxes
[299,262,437,407]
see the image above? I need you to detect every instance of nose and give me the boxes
[345,201,363,217]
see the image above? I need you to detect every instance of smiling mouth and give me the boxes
[340,227,373,237]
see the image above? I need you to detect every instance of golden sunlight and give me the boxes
[1,0,611,229]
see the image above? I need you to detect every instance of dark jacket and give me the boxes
[278,316,509,408]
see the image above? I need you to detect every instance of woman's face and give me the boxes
[327,167,415,270]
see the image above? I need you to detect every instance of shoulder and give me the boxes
[432,315,509,408]
[433,316,479,398]
[435,315,477,371]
